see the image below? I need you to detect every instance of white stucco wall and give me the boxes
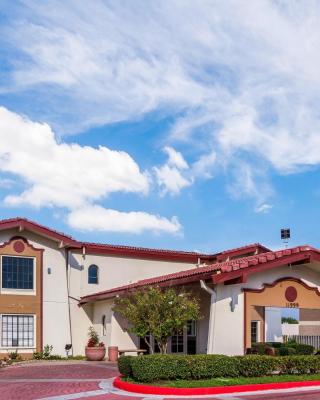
[211,283,244,355]
[282,323,299,336]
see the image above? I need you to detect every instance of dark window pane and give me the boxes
[2,257,34,290]
[88,265,98,284]
[171,329,184,353]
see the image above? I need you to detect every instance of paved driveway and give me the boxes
[1,361,320,400]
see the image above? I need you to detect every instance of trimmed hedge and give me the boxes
[249,342,315,356]
[236,355,280,377]
[119,354,320,383]
[118,355,133,377]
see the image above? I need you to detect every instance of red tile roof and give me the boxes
[0,217,270,263]
[0,217,80,246]
[79,245,319,304]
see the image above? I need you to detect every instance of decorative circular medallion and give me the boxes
[285,286,297,302]
[13,240,25,253]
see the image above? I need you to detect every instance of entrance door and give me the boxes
[187,320,197,354]
[171,321,197,354]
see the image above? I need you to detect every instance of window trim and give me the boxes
[88,264,99,285]
[0,314,36,349]
[0,255,36,295]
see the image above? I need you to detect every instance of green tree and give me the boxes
[113,286,201,354]
[281,316,299,324]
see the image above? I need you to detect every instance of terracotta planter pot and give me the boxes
[108,346,119,362]
[85,346,106,361]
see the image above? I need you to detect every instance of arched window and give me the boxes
[102,315,106,336]
[88,264,98,284]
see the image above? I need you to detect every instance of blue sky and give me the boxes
[1,0,320,253]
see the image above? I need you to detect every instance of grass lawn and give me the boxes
[124,374,320,388]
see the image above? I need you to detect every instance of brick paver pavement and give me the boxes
[1,361,320,400]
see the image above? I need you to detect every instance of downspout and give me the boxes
[200,279,216,354]
[65,248,74,356]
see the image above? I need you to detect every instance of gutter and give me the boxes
[65,248,74,356]
[200,280,216,354]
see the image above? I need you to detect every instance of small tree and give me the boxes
[113,286,201,354]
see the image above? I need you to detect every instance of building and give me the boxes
[1,217,320,358]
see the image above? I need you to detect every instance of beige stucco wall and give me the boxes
[89,284,211,354]
[71,251,196,297]
[69,251,197,354]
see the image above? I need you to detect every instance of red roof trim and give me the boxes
[216,243,270,262]
[79,245,320,305]
[81,242,203,262]
[0,218,203,261]
[0,218,80,247]
[0,218,270,263]
[243,277,320,296]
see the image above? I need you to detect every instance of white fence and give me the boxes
[284,335,320,349]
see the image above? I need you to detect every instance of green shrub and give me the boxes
[252,343,273,355]
[278,347,296,356]
[120,353,320,383]
[68,355,86,360]
[33,351,43,360]
[291,343,314,355]
[187,355,239,379]
[47,355,62,360]
[118,356,133,377]
[267,342,282,349]
[261,342,314,356]
[43,344,53,358]
[236,355,281,377]
[280,356,320,374]
[131,355,191,382]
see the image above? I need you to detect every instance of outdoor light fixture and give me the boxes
[65,344,72,357]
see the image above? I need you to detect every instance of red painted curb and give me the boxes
[113,376,320,396]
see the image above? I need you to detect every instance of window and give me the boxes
[187,320,197,354]
[1,315,34,347]
[102,315,106,336]
[171,329,184,353]
[139,333,160,354]
[251,320,260,344]
[88,265,98,284]
[2,256,34,289]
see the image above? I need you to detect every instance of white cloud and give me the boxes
[0,107,149,209]
[191,152,216,179]
[227,162,273,207]
[154,147,192,195]
[255,203,273,214]
[163,146,188,170]
[0,107,181,235]
[154,164,192,196]
[67,205,181,234]
[2,1,320,204]
[154,146,217,195]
